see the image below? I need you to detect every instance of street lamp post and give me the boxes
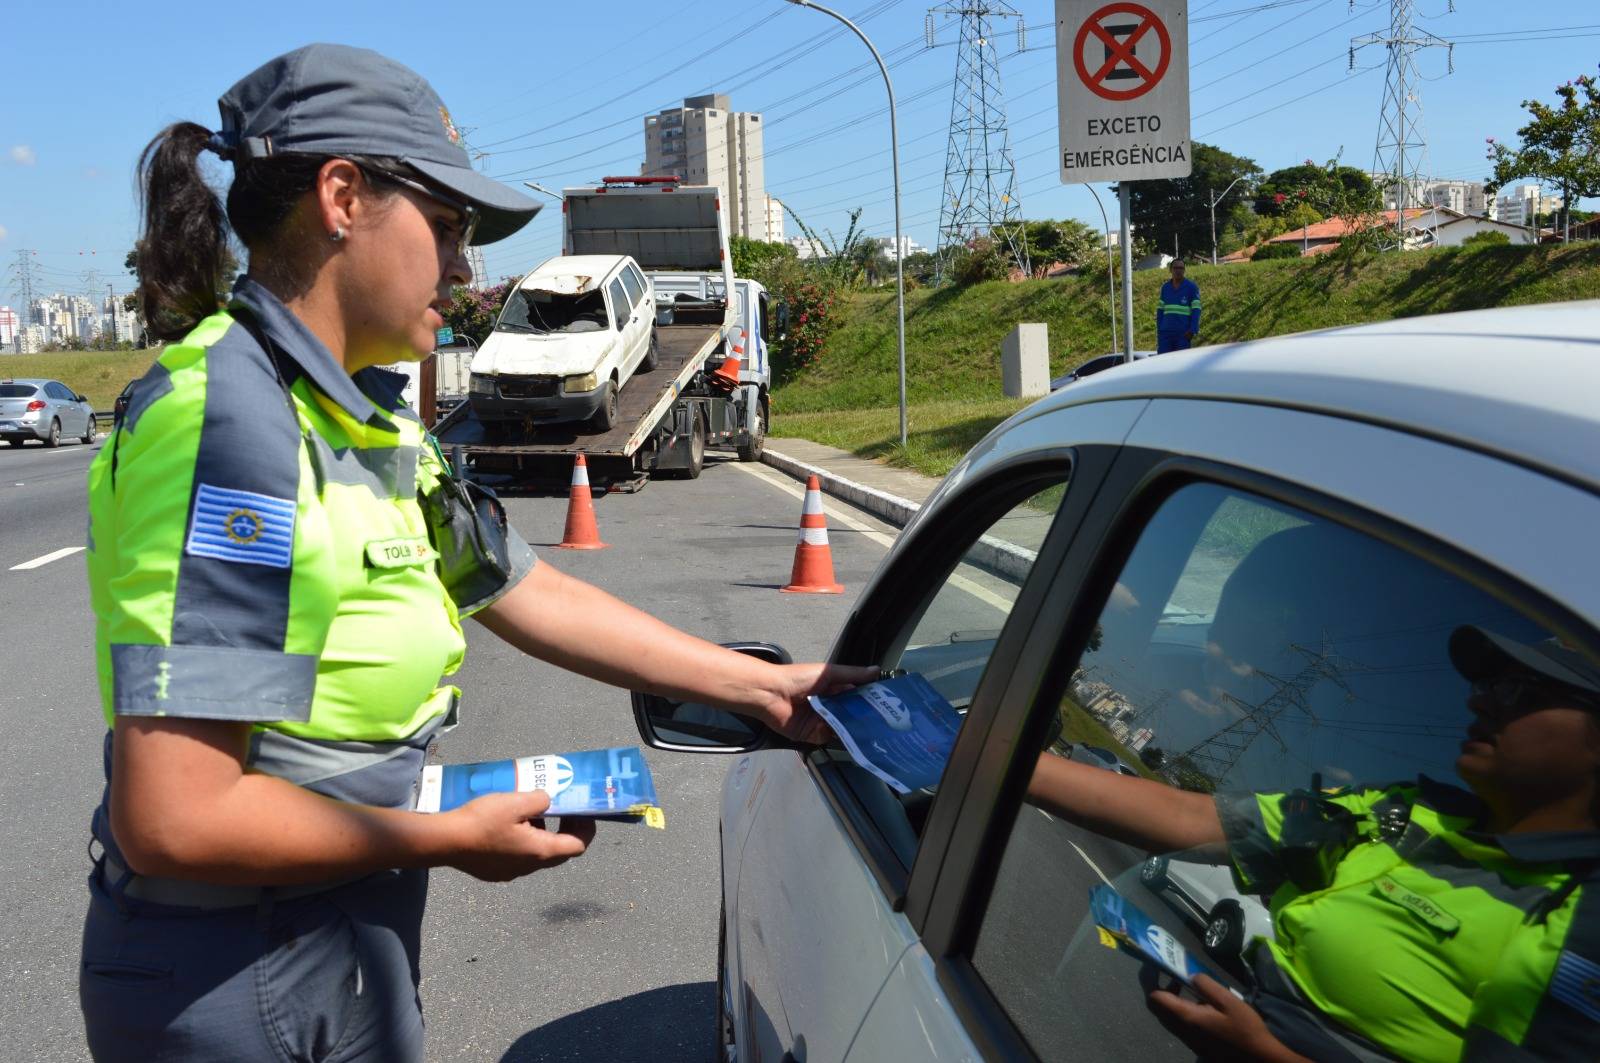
[1207,175,1247,266]
[786,0,908,448]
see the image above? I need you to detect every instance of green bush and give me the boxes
[1461,230,1512,248]
[1251,242,1303,261]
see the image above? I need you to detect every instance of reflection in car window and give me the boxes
[970,483,1600,1063]
[836,479,1068,857]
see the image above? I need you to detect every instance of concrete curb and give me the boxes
[760,446,1038,583]
[761,447,922,528]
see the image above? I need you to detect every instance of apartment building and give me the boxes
[644,93,773,241]
[1494,184,1563,227]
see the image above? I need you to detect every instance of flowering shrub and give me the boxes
[442,281,515,345]
[772,279,839,378]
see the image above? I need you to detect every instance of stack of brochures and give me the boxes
[1090,883,1215,986]
[415,746,665,828]
[809,673,964,794]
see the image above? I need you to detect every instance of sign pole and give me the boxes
[1119,182,1134,362]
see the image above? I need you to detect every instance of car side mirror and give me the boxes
[77,393,89,403]
[631,642,790,753]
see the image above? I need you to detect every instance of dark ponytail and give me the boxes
[136,120,408,341]
[135,123,231,342]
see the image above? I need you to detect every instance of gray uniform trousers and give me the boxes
[79,861,428,1062]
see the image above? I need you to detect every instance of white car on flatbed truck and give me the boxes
[468,254,658,431]
[432,175,774,491]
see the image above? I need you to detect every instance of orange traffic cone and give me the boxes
[557,453,608,550]
[781,475,843,594]
[708,329,747,391]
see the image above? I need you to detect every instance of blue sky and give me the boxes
[2,0,1596,298]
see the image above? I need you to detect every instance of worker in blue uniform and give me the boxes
[1156,259,1201,353]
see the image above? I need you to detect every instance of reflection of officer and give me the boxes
[1156,259,1201,354]
[81,44,870,1061]
[1027,624,1600,1062]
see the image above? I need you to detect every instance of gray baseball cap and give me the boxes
[213,43,540,244]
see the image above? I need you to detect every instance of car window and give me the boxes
[608,278,631,330]
[619,266,645,309]
[0,384,38,398]
[967,482,1588,1063]
[826,478,1069,863]
[45,382,67,400]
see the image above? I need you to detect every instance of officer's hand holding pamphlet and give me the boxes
[808,673,964,793]
[416,746,666,828]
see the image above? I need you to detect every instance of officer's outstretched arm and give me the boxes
[1025,751,1227,856]
[476,561,877,743]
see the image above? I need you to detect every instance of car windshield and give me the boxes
[496,285,610,335]
[0,384,38,397]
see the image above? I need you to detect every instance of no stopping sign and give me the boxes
[1057,0,1191,183]
[1074,2,1173,102]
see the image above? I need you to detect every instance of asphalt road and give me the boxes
[0,441,896,1061]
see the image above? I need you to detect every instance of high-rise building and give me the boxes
[0,306,17,348]
[764,196,786,244]
[1494,184,1562,228]
[643,94,772,240]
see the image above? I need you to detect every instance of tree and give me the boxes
[1486,71,1600,241]
[1113,142,1261,261]
[441,281,514,346]
[1254,163,1376,219]
[1461,230,1511,248]
[729,235,795,279]
[1010,218,1102,273]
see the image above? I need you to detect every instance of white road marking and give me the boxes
[730,462,1018,615]
[9,546,85,571]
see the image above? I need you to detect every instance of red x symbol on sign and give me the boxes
[1074,2,1172,102]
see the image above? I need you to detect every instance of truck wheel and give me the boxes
[735,396,766,463]
[683,410,705,479]
[641,328,660,373]
[590,380,618,432]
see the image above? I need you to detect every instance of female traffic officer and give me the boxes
[81,43,871,1062]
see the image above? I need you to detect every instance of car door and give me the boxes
[607,275,641,386]
[46,382,81,435]
[857,397,1600,1061]
[722,402,1148,1063]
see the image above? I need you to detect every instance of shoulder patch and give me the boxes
[1552,950,1600,1024]
[186,483,296,569]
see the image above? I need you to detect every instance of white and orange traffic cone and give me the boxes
[557,453,608,550]
[781,475,843,594]
[708,329,747,391]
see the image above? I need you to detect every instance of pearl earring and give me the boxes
[330,227,345,243]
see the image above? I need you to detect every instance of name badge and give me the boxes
[1373,874,1459,935]
[365,537,438,569]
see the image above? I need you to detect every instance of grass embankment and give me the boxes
[0,349,161,410]
[772,242,1600,479]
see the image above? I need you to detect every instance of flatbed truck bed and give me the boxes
[432,320,726,490]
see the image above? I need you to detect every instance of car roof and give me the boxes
[523,254,629,282]
[1,378,51,386]
[1035,301,1600,493]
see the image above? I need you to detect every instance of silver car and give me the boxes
[0,377,97,448]
[633,302,1600,1062]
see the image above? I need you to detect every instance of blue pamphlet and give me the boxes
[809,674,963,794]
[415,746,665,828]
[1090,884,1215,986]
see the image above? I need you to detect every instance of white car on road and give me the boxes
[631,302,1600,1062]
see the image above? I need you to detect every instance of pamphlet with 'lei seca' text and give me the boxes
[415,746,664,828]
[809,674,964,794]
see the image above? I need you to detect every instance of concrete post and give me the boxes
[1001,323,1050,398]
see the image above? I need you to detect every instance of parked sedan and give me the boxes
[0,377,97,447]
[632,302,1600,1062]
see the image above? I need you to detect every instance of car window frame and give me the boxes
[606,276,631,331]
[915,444,1600,1061]
[620,265,647,310]
[802,443,1116,913]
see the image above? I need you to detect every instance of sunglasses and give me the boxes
[1472,675,1600,715]
[363,165,480,256]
